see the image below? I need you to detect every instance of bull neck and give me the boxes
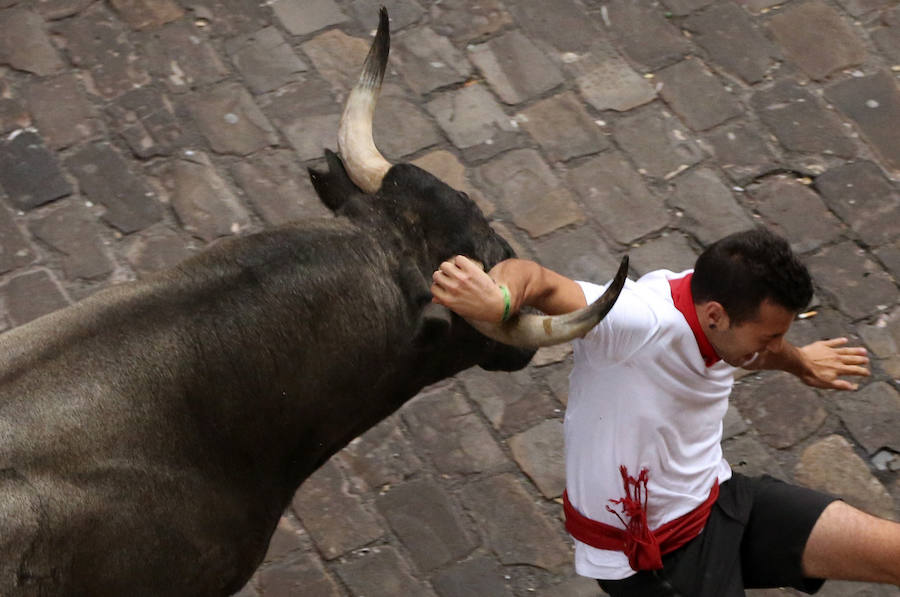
[668,273,720,367]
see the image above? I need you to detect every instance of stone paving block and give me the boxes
[721,433,787,480]
[768,1,867,81]
[836,381,900,455]
[231,149,329,226]
[373,85,443,159]
[393,27,470,95]
[0,208,33,274]
[509,0,599,53]
[751,79,856,158]
[108,0,183,30]
[723,403,749,440]
[350,0,424,30]
[257,553,342,597]
[874,241,900,281]
[566,151,669,245]
[537,575,607,597]
[337,414,422,493]
[108,87,187,158]
[656,58,743,132]
[226,27,308,95]
[335,546,438,597]
[517,92,610,163]
[376,478,476,572]
[508,419,565,499]
[659,0,716,16]
[746,176,843,253]
[1,269,69,325]
[181,0,270,36]
[168,150,252,241]
[468,30,564,105]
[825,71,900,173]
[807,241,897,320]
[56,5,151,99]
[628,233,697,276]
[426,83,520,159]
[835,0,895,17]
[291,459,383,559]
[732,374,826,449]
[431,555,514,597]
[429,0,513,44]
[262,80,339,162]
[261,514,306,564]
[669,168,753,247]
[0,92,30,134]
[29,202,113,280]
[857,310,900,359]
[532,225,620,285]
[458,367,560,437]
[411,150,493,218]
[32,0,94,19]
[461,473,570,571]
[271,0,347,36]
[733,0,785,13]
[612,106,704,180]
[188,82,277,156]
[0,8,65,76]
[703,122,779,184]
[66,144,161,233]
[794,434,896,520]
[601,0,691,70]
[300,29,370,93]
[477,149,583,238]
[25,74,103,150]
[815,161,900,245]
[123,225,196,275]
[402,385,507,475]
[573,49,656,113]
[872,10,900,64]
[0,130,72,210]
[143,21,229,93]
[816,580,900,597]
[683,3,779,84]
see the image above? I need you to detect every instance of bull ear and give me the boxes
[308,149,359,212]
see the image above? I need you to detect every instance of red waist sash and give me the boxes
[563,466,719,571]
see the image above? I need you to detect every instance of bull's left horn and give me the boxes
[338,7,392,194]
[465,256,629,349]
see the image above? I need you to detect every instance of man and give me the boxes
[431,227,899,596]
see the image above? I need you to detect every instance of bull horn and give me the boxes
[338,7,392,194]
[465,256,629,349]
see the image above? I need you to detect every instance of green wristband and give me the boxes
[499,285,511,322]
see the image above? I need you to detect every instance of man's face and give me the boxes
[709,299,795,367]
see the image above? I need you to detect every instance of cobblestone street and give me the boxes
[1,0,899,595]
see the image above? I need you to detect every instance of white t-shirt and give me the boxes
[567,269,736,580]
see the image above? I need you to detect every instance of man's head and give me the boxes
[692,228,813,366]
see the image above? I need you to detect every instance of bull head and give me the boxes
[336,8,627,349]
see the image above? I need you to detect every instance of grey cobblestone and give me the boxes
[2,0,899,594]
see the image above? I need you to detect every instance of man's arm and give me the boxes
[431,256,586,322]
[744,337,870,391]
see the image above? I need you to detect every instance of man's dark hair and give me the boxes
[691,227,813,324]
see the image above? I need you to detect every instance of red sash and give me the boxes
[563,466,719,571]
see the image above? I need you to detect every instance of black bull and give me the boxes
[0,9,626,596]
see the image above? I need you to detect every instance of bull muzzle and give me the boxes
[465,256,629,349]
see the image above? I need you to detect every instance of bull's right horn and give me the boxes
[465,256,629,349]
[338,7,392,194]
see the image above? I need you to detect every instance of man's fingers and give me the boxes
[822,337,849,347]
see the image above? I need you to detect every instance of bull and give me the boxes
[0,9,627,596]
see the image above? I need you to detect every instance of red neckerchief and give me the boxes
[668,274,720,367]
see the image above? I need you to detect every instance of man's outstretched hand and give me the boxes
[797,337,870,391]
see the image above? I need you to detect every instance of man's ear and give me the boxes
[702,301,730,330]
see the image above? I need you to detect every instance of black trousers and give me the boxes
[595,474,836,597]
